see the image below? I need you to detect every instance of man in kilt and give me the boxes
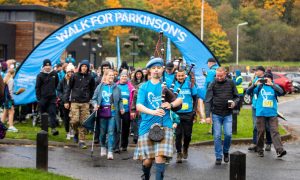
[134,57,182,180]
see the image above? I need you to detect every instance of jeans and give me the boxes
[252,107,272,145]
[212,113,232,160]
[100,116,116,152]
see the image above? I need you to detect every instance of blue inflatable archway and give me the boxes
[14,8,218,105]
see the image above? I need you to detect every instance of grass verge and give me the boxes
[5,109,286,143]
[0,167,74,180]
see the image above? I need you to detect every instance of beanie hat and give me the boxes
[66,63,75,72]
[43,59,51,67]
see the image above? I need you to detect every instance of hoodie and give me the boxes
[35,67,59,101]
[63,60,95,103]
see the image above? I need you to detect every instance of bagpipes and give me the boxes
[155,32,182,112]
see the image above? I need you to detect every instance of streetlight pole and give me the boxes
[236,22,248,65]
[201,0,204,41]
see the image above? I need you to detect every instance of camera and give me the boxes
[259,78,267,84]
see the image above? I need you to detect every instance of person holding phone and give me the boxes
[246,66,272,152]
[247,72,286,158]
[205,67,240,165]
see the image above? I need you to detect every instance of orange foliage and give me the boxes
[19,0,68,9]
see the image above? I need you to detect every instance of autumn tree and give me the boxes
[207,29,232,62]
[19,0,68,9]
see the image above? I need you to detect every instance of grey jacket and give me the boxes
[91,82,123,130]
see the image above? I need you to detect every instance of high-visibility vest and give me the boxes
[236,76,244,95]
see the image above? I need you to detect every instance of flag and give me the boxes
[117,36,122,70]
[166,38,171,62]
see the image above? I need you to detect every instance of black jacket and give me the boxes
[57,78,69,103]
[35,70,59,101]
[205,79,240,117]
[63,72,95,103]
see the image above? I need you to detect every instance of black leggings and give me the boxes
[121,112,131,148]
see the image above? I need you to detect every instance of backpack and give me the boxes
[0,121,8,139]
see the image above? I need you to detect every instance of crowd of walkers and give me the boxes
[0,55,287,180]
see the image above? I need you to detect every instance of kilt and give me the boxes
[133,128,174,160]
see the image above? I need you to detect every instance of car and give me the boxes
[272,72,293,94]
[241,73,254,105]
[283,72,300,83]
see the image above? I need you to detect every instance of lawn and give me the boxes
[0,167,74,180]
[5,109,286,144]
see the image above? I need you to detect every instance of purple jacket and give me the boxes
[116,80,136,120]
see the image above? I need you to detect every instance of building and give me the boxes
[0,5,76,62]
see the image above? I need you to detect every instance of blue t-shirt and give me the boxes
[118,84,130,112]
[255,85,278,117]
[101,84,115,116]
[174,80,197,113]
[137,80,173,136]
[164,72,175,88]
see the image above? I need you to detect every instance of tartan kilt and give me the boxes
[133,128,174,160]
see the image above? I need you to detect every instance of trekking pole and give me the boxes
[91,111,97,157]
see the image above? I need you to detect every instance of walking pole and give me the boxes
[91,111,97,158]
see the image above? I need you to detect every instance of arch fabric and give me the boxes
[14,8,219,105]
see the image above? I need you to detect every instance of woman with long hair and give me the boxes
[92,69,124,160]
[1,69,18,132]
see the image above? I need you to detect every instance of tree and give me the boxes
[19,0,68,8]
[207,29,232,62]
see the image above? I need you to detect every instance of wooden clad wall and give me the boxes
[34,22,59,46]
[15,22,34,61]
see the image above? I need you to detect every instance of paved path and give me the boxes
[0,141,300,180]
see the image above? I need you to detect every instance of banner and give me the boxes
[14,8,218,105]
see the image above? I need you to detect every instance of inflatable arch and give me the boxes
[14,8,218,105]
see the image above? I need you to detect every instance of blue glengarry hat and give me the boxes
[146,57,164,69]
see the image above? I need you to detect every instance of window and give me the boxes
[0,45,7,61]
[273,74,280,79]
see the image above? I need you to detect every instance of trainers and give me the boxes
[7,126,18,133]
[51,128,59,136]
[277,150,287,158]
[107,152,114,160]
[66,132,71,140]
[121,147,127,152]
[176,153,183,163]
[73,134,79,143]
[265,144,271,151]
[114,149,120,154]
[183,148,188,159]
[215,159,222,165]
[69,129,75,138]
[79,142,87,149]
[100,147,107,157]
[248,144,257,152]
[258,151,264,157]
[224,153,229,163]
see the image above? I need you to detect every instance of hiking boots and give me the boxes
[215,159,222,165]
[79,142,87,149]
[73,134,79,143]
[248,144,257,152]
[224,153,229,163]
[258,151,264,157]
[277,150,287,158]
[176,153,183,163]
[183,148,188,159]
[51,128,59,136]
[265,144,271,151]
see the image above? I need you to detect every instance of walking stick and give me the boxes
[91,111,97,158]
